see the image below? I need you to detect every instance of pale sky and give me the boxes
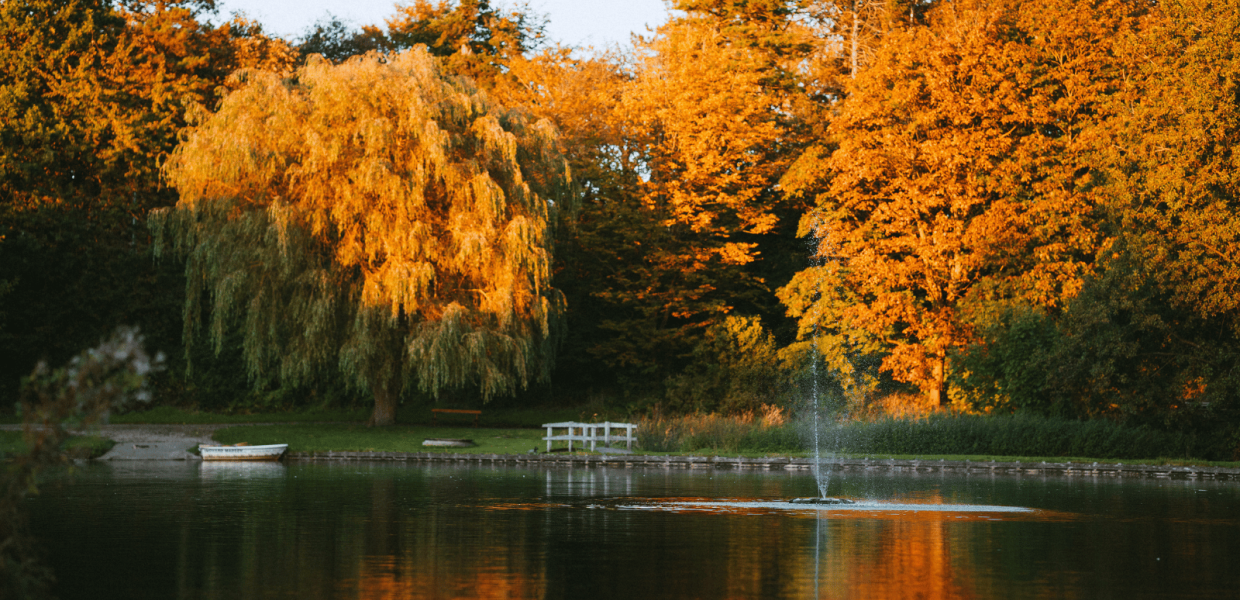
[214,0,671,48]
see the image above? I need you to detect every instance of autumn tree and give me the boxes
[153,49,571,426]
[813,0,924,83]
[0,0,294,214]
[0,0,293,404]
[627,0,810,251]
[1102,0,1240,329]
[545,0,817,393]
[385,0,546,86]
[780,0,1139,406]
[296,14,387,63]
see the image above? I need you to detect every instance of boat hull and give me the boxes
[199,444,288,461]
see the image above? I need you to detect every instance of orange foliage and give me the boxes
[782,0,1137,404]
[1101,0,1240,329]
[625,12,804,258]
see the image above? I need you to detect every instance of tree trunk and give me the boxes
[851,10,860,79]
[368,381,398,427]
[928,352,946,408]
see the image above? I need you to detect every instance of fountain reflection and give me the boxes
[25,462,1240,600]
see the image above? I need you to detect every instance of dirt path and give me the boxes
[1,423,248,460]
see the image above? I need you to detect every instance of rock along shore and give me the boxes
[288,451,1240,481]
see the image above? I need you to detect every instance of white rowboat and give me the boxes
[199,443,288,461]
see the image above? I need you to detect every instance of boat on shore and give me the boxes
[199,443,288,461]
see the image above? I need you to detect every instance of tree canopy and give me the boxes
[780,0,1137,405]
[154,49,571,425]
[0,0,292,405]
[3,0,1239,452]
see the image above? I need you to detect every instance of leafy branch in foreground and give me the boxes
[1,326,162,599]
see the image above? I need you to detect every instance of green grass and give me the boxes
[204,424,1240,467]
[211,423,549,455]
[0,431,115,460]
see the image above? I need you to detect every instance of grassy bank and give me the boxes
[211,423,547,455]
[204,422,1240,468]
[10,403,1234,466]
[202,411,1240,468]
[0,431,115,460]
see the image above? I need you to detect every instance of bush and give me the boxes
[637,410,1223,460]
[663,316,788,415]
[831,413,1207,460]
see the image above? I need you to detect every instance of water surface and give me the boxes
[27,461,1240,599]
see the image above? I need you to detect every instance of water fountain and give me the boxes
[792,282,855,505]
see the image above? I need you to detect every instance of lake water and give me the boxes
[26,460,1240,599]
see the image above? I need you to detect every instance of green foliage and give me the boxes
[0,432,113,460]
[111,405,369,424]
[954,247,1239,439]
[664,316,788,414]
[0,201,184,408]
[0,0,293,411]
[635,410,1229,461]
[110,403,582,428]
[831,413,1212,460]
[296,14,386,63]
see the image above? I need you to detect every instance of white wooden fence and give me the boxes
[542,421,637,452]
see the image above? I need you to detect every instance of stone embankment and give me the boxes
[289,451,1240,481]
[7,424,1232,479]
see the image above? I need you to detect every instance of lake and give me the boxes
[26,460,1240,599]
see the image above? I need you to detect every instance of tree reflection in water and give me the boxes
[24,462,1240,600]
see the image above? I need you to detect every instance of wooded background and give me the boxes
[2,0,1237,452]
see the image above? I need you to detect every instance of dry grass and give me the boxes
[851,392,962,421]
[636,404,801,453]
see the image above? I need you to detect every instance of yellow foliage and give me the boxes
[156,48,570,414]
[625,15,797,242]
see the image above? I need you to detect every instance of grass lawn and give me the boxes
[204,424,1240,468]
[211,423,549,455]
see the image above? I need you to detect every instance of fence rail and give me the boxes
[542,421,637,452]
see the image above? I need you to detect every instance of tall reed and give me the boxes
[637,405,803,453]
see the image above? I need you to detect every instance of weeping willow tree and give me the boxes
[152,49,571,426]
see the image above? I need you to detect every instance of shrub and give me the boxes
[663,316,788,415]
[831,413,1206,460]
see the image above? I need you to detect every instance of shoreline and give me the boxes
[287,450,1240,481]
[6,424,1238,480]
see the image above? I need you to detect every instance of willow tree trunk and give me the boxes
[369,381,399,427]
